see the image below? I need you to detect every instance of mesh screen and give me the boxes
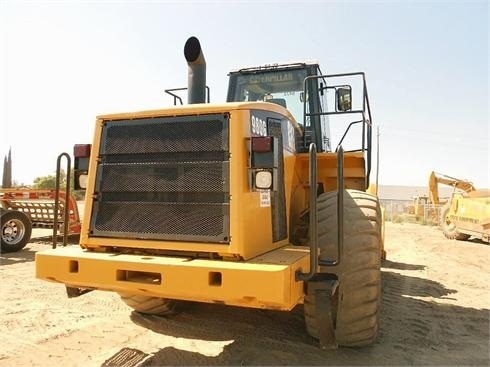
[91,114,230,243]
[101,117,227,155]
[92,202,229,242]
[97,162,228,193]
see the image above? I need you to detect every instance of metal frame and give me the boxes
[296,143,319,281]
[296,144,344,281]
[165,86,210,106]
[302,72,373,188]
[297,73,374,280]
[53,152,72,248]
[319,146,344,267]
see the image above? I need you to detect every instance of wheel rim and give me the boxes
[442,209,456,232]
[2,218,26,245]
[444,218,456,231]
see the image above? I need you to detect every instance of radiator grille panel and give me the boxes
[92,202,229,241]
[102,117,227,154]
[90,114,230,243]
[97,162,228,193]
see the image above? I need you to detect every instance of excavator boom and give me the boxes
[429,171,475,205]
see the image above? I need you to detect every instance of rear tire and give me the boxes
[440,202,471,240]
[304,190,382,347]
[119,294,177,316]
[1,209,32,253]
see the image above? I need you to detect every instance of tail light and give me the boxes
[249,137,278,191]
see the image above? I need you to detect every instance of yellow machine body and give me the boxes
[35,38,382,348]
[444,192,490,241]
[36,101,367,310]
[429,171,490,242]
[81,103,293,260]
[37,245,310,310]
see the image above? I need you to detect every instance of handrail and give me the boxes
[53,153,71,249]
[319,146,344,267]
[165,86,210,106]
[302,72,373,189]
[336,120,363,151]
[295,144,345,280]
[296,143,319,282]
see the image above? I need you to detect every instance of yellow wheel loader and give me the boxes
[36,37,383,348]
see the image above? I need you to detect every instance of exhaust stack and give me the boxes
[184,36,206,104]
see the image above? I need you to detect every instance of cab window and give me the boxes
[228,68,308,124]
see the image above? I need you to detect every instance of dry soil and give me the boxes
[1,222,489,366]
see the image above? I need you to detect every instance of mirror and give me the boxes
[336,87,352,111]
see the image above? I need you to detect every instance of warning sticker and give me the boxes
[259,190,271,207]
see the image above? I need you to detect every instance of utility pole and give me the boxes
[376,127,380,195]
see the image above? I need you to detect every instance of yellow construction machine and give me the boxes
[406,195,430,218]
[35,37,383,348]
[429,171,490,242]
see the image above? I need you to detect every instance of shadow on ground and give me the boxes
[121,262,489,366]
[0,247,37,265]
[0,234,80,265]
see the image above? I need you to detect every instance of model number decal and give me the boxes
[251,115,267,136]
[259,190,271,207]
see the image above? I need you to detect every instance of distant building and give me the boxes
[378,185,456,202]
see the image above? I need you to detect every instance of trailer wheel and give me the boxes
[1,209,32,253]
[440,202,471,241]
[304,189,382,347]
[119,294,177,316]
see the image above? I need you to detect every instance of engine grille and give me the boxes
[90,114,230,243]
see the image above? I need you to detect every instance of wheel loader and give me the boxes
[35,37,383,348]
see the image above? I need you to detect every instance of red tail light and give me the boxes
[251,136,273,152]
[74,144,91,158]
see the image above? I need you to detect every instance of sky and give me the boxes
[1,0,489,189]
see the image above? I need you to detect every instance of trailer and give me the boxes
[1,189,81,252]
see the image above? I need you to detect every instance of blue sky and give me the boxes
[1,0,488,189]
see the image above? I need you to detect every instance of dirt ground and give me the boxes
[1,222,489,366]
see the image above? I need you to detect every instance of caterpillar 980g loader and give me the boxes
[36,37,383,348]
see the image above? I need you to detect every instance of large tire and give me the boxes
[1,209,32,253]
[119,293,177,316]
[304,189,382,347]
[439,202,470,241]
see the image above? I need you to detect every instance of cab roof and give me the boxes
[228,60,320,74]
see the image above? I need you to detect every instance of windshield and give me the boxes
[228,68,308,124]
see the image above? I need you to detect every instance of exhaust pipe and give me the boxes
[184,36,206,104]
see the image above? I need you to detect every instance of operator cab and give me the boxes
[226,62,332,153]
[227,62,373,186]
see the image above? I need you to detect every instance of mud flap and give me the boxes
[66,286,92,298]
[315,280,339,349]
